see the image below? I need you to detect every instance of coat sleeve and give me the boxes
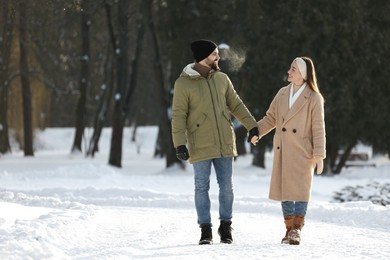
[311,93,326,158]
[257,91,279,137]
[225,77,257,131]
[171,79,188,148]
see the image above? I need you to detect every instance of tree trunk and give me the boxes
[333,142,356,174]
[0,78,11,153]
[86,54,114,157]
[72,2,90,153]
[146,0,180,168]
[327,143,339,174]
[251,141,266,168]
[164,119,179,167]
[108,0,130,167]
[18,1,34,156]
[107,0,143,167]
[0,0,14,154]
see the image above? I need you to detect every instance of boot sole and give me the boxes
[220,239,233,244]
[281,239,289,244]
[199,240,213,245]
[289,240,300,245]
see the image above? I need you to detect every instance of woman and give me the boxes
[252,57,326,245]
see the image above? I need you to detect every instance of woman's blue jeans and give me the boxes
[193,157,234,226]
[281,201,308,217]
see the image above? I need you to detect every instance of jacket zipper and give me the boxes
[206,79,223,155]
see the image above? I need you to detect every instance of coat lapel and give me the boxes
[282,86,311,126]
[279,86,290,122]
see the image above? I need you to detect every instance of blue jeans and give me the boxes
[193,157,234,226]
[281,201,308,217]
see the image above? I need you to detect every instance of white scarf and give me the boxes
[289,83,306,109]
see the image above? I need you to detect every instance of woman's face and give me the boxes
[287,61,304,84]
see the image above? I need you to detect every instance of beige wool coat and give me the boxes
[257,84,326,201]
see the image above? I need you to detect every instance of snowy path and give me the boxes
[2,172,390,259]
[1,128,390,259]
[60,207,390,259]
[3,198,382,260]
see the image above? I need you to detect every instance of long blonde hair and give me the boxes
[302,57,324,100]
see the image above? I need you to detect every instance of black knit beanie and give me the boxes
[190,40,218,62]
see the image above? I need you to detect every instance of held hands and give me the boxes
[247,127,260,146]
[176,145,189,161]
[314,157,324,174]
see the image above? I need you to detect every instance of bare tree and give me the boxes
[71,0,91,153]
[105,0,145,167]
[146,0,179,167]
[106,0,128,167]
[18,1,34,156]
[106,0,145,167]
[86,52,114,157]
[0,0,15,154]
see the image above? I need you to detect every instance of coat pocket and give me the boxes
[188,113,215,148]
[303,138,313,159]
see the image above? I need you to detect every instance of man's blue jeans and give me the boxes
[281,201,308,217]
[193,157,234,226]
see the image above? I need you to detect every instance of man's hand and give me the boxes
[176,145,189,161]
[247,127,259,146]
[314,157,323,174]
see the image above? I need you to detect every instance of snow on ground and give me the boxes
[1,127,390,259]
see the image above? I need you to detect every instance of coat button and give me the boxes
[197,124,200,127]
[282,128,286,132]
[277,146,280,149]
[293,129,297,133]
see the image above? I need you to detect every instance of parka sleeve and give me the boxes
[225,77,257,131]
[171,79,188,148]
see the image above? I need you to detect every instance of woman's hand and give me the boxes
[251,136,260,146]
[247,127,260,146]
[314,157,323,174]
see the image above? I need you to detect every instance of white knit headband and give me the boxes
[294,57,307,80]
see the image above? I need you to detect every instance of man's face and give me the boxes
[205,49,220,70]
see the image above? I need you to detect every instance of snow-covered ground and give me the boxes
[1,127,390,259]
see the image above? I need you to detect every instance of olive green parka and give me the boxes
[171,63,257,163]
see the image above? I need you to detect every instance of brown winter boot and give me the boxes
[281,216,294,244]
[288,215,305,245]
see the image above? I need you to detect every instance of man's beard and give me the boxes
[208,60,220,71]
[204,57,220,70]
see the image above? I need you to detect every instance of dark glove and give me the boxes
[176,145,189,161]
[247,127,259,143]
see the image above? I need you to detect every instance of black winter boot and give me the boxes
[218,220,233,244]
[199,224,213,245]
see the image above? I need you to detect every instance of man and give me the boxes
[171,39,259,245]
